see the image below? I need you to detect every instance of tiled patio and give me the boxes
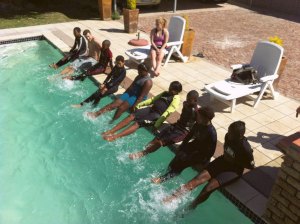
[1,19,299,223]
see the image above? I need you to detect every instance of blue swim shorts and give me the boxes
[119,93,147,107]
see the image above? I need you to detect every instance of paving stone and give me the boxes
[2,19,298,223]
[242,167,277,197]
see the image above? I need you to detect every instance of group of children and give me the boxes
[49,26,255,212]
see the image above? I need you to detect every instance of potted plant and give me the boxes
[180,15,195,59]
[123,0,139,33]
[98,0,112,20]
[268,36,287,90]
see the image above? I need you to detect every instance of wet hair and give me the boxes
[102,40,111,47]
[73,27,81,33]
[229,121,246,137]
[156,17,167,28]
[169,81,182,93]
[198,106,215,121]
[115,55,125,63]
[187,90,199,99]
[83,29,91,36]
[138,63,148,72]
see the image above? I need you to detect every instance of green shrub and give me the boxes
[127,0,136,10]
[182,15,189,30]
[112,10,120,20]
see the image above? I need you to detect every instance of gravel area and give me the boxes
[138,4,300,101]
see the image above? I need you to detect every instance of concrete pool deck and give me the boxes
[0,19,299,223]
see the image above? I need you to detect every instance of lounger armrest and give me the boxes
[166,41,183,47]
[259,74,279,82]
[230,64,250,70]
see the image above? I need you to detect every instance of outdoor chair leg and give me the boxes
[163,46,175,67]
[253,82,268,108]
[174,47,188,63]
[230,99,236,113]
[268,82,279,99]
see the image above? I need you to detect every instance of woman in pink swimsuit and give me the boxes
[150,17,169,77]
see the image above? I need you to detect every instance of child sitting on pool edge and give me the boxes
[49,27,88,69]
[87,63,153,122]
[71,55,126,108]
[102,81,182,141]
[129,90,199,160]
[64,40,113,81]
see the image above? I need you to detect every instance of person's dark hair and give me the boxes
[229,121,246,137]
[169,81,182,93]
[198,106,215,121]
[116,55,125,63]
[73,27,81,33]
[83,29,91,36]
[138,63,148,72]
[102,40,111,47]
[187,90,199,99]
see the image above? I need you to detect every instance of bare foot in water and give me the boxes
[103,134,117,142]
[71,104,82,108]
[49,63,58,69]
[162,195,175,204]
[102,130,113,136]
[151,177,162,184]
[63,76,72,80]
[129,152,144,160]
[87,112,97,119]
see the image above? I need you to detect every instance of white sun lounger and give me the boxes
[205,41,284,112]
[125,16,188,67]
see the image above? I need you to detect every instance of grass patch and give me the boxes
[0,12,75,29]
[0,0,100,29]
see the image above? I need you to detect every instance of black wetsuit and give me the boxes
[161,123,217,181]
[134,92,175,127]
[206,134,254,183]
[80,66,126,106]
[156,102,197,146]
[55,36,87,68]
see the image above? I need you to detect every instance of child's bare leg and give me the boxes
[103,114,135,136]
[60,66,71,75]
[104,122,140,141]
[129,138,162,160]
[189,179,220,209]
[112,101,130,121]
[87,99,122,118]
[66,68,75,75]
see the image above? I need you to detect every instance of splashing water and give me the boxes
[0,40,253,224]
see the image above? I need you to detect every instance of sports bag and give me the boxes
[231,66,259,85]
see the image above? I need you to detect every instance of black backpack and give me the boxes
[231,66,259,85]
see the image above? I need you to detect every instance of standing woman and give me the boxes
[150,17,169,77]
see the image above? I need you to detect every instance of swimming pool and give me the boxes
[0,40,253,224]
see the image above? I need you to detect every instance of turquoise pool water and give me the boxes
[0,40,253,224]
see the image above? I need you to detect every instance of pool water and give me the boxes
[0,40,253,224]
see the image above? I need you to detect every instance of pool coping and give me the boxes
[0,32,269,224]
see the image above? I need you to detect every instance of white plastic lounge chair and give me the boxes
[205,41,284,113]
[125,16,188,67]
